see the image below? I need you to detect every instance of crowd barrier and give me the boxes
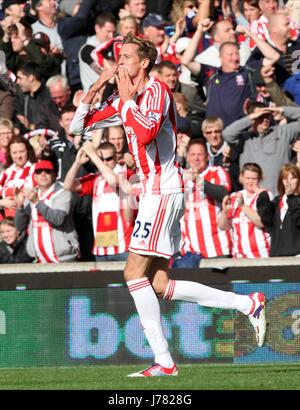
[0,257,299,367]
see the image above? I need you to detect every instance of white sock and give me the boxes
[127,277,174,368]
[164,279,252,315]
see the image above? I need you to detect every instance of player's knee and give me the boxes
[152,278,168,299]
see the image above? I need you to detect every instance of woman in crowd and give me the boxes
[218,162,272,258]
[257,164,300,256]
[0,135,36,218]
[0,117,14,169]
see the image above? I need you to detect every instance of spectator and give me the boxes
[205,42,256,127]
[0,216,34,263]
[202,116,242,191]
[105,125,128,163]
[257,163,300,256]
[0,117,14,168]
[25,128,56,160]
[223,102,300,194]
[79,13,116,92]
[181,19,251,79]
[142,13,178,64]
[14,61,52,133]
[1,0,26,23]
[218,162,272,258]
[173,139,232,268]
[118,0,146,33]
[230,0,262,30]
[14,159,79,263]
[31,31,63,78]
[31,0,64,53]
[64,141,135,261]
[35,74,72,132]
[0,19,55,76]
[0,135,36,217]
[157,60,205,123]
[249,0,298,43]
[48,104,95,262]
[57,0,95,91]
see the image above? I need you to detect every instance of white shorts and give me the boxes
[129,193,185,259]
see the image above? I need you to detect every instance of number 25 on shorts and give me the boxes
[133,221,152,239]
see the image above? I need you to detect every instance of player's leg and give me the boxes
[162,279,266,347]
[125,252,177,377]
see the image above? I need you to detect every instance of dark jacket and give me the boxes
[57,0,95,89]
[257,191,300,256]
[0,231,34,264]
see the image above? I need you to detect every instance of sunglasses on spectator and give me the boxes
[35,169,52,175]
[100,155,115,161]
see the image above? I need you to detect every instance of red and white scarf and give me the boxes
[279,194,288,226]
[0,161,35,197]
[31,184,59,263]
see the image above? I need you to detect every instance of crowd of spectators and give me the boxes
[0,0,300,265]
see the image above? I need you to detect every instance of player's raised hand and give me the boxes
[116,67,144,102]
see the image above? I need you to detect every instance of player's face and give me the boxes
[241,170,260,193]
[187,144,208,173]
[10,142,28,168]
[117,43,146,81]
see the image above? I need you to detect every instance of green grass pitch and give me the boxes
[0,363,299,390]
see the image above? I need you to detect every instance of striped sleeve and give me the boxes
[69,97,122,136]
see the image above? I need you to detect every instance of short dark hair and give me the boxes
[95,12,116,28]
[187,138,207,153]
[241,162,263,181]
[18,61,42,82]
[123,33,158,74]
[157,60,177,73]
[99,141,116,154]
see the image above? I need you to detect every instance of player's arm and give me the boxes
[69,68,122,136]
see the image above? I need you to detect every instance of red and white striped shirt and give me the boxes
[227,190,272,258]
[31,184,60,263]
[249,14,299,45]
[70,77,184,196]
[181,166,232,258]
[0,161,35,197]
[0,161,35,217]
[79,164,134,256]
